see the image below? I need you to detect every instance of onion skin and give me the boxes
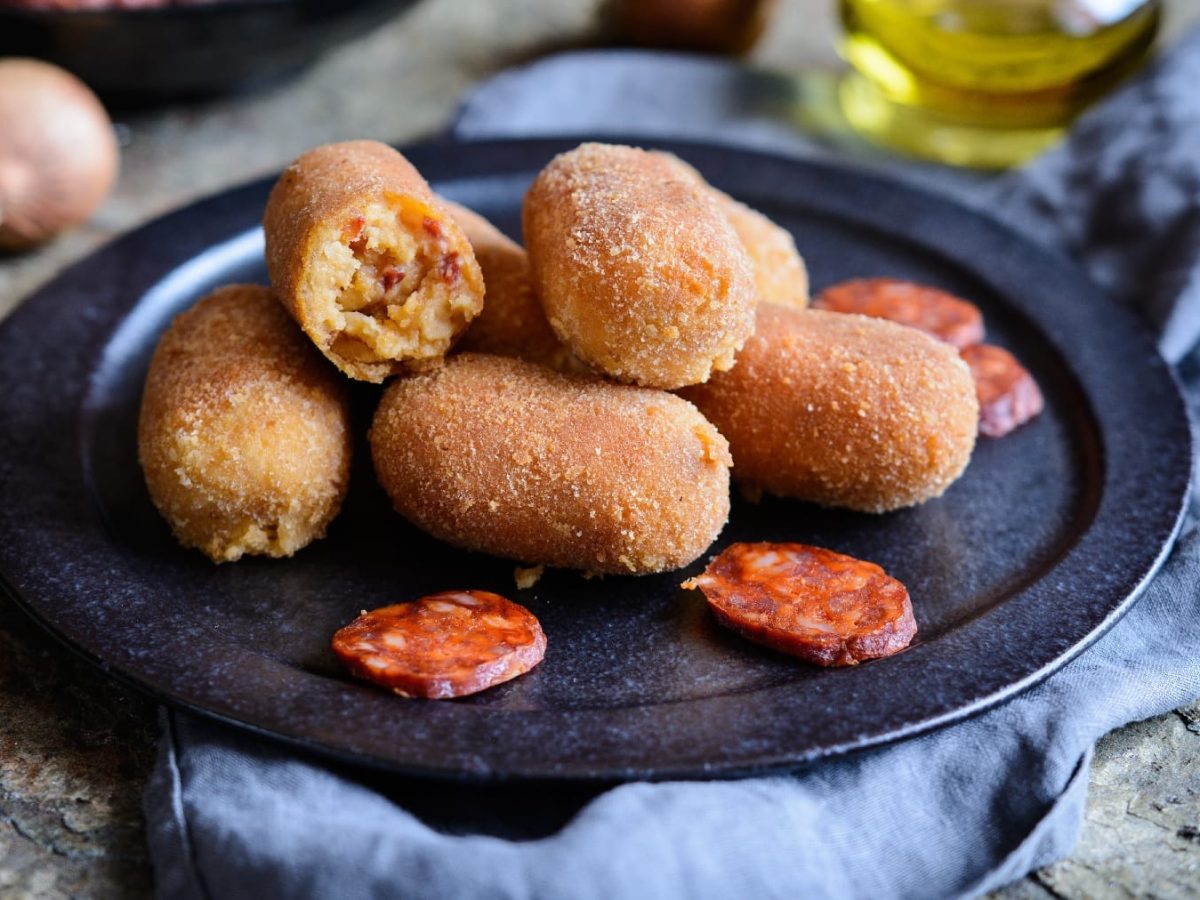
[607,0,777,55]
[0,58,119,251]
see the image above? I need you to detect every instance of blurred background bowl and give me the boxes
[0,0,419,103]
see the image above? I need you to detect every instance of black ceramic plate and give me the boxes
[0,138,1191,781]
[0,0,416,101]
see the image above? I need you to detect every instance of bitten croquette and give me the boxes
[263,140,484,382]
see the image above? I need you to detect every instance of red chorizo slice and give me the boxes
[331,591,546,699]
[814,278,985,349]
[961,343,1044,437]
[682,542,916,666]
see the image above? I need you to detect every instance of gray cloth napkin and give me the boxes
[146,35,1200,900]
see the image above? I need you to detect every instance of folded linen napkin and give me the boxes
[146,33,1200,900]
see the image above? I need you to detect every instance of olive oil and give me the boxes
[838,0,1161,167]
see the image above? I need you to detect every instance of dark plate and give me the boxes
[0,138,1191,782]
[0,0,416,101]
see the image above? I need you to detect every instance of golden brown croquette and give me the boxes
[650,150,809,309]
[442,199,578,371]
[523,142,755,389]
[679,306,978,513]
[369,353,732,574]
[263,140,484,382]
[713,191,809,309]
[138,284,352,562]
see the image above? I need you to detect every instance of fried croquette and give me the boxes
[369,353,732,574]
[523,142,755,389]
[442,199,577,371]
[263,140,484,383]
[138,284,352,562]
[679,306,978,513]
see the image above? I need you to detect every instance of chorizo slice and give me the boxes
[682,542,917,666]
[961,343,1045,437]
[814,278,984,349]
[331,591,546,699]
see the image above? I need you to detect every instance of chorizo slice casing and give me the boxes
[814,278,984,350]
[683,542,917,666]
[961,343,1045,437]
[331,591,546,699]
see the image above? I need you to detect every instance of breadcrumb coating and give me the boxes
[442,199,579,371]
[679,306,978,513]
[369,353,732,574]
[263,140,484,382]
[138,284,352,562]
[523,142,755,389]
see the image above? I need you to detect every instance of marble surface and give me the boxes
[1,0,1198,896]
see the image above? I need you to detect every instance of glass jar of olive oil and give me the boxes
[838,0,1161,167]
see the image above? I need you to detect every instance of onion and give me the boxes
[0,58,119,251]
[607,0,777,55]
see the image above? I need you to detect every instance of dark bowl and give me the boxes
[0,0,419,102]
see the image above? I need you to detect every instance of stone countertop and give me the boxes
[1,1,1198,896]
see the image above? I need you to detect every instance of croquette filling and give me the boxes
[313,202,477,365]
